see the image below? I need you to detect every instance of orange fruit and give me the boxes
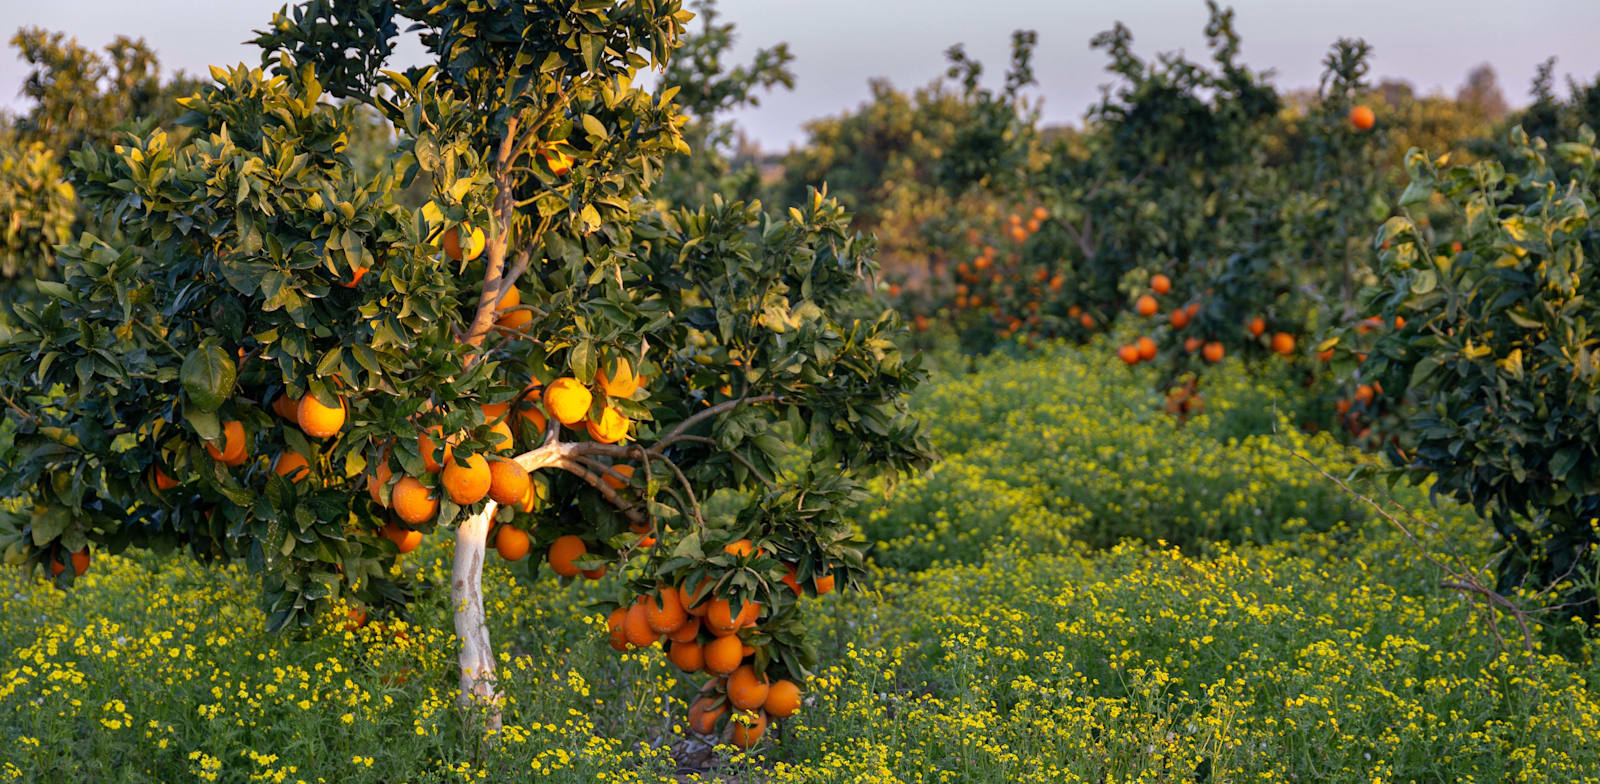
[49,548,90,577]
[764,680,800,719]
[606,607,630,651]
[442,226,485,262]
[813,574,835,595]
[1118,345,1140,365]
[1349,104,1375,131]
[706,598,759,635]
[727,664,770,710]
[487,458,530,505]
[516,403,547,436]
[602,464,635,491]
[688,695,727,735]
[337,266,368,288]
[781,564,802,594]
[624,599,659,648]
[1184,337,1203,353]
[645,588,687,634]
[668,640,704,672]
[703,634,743,675]
[205,420,248,466]
[391,477,439,524]
[487,419,514,453]
[383,522,423,554]
[668,616,702,643]
[1354,384,1375,404]
[1150,274,1171,294]
[597,357,641,398]
[298,395,346,438]
[419,426,453,473]
[729,709,768,748]
[1394,316,1406,329]
[581,563,608,580]
[544,377,592,426]
[542,147,574,174]
[517,481,544,514]
[585,405,629,444]
[1135,294,1158,317]
[1186,302,1200,318]
[271,395,301,424]
[1271,332,1295,356]
[273,451,311,482]
[1202,342,1224,363]
[1169,308,1189,329]
[1247,317,1266,337]
[723,539,756,558]
[496,308,533,333]
[548,535,586,578]
[153,467,179,492]
[679,578,713,616]
[343,606,367,630]
[1079,313,1094,329]
[1136,336,1157,362]
[368,454,393,506]
[441,452,491,505]
[494,287,520,313]
[1318,348,1335,362]
[494,525,530,561]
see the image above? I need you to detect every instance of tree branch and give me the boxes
[655,394,782,449]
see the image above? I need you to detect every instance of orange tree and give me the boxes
[0,0,931,742]
[1354,125,1600,620]
[653,0,794,207]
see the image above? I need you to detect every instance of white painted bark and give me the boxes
[452,501,502,730]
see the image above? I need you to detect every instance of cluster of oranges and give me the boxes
[369,353,645,559]
[603,539,830,748]
[1119,275,1304,367]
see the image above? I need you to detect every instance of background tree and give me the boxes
[653,0,794,207]
[0,0,930,743]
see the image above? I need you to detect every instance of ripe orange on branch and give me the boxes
[585,405,630,444]
[206,420,248,466]
[548,535,586,578]
[441,452,491,505]
[391,477,439,525]
[597,357,642,398]
[1135,295,1159,317]
[728,664,770,710]
[442,225,485,262]
[487,458,530,505]
[49,549,91,577]
[544,378,592,426]
[494,526,530,561]
[1349,104,1375,130]
[764,680,801,718]
[1150,274,1171,294]
[297,395,346,438]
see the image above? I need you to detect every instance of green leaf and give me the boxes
[181,342,237,412]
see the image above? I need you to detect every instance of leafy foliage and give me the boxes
[0,0,931,709]
[1361,125,1600,619]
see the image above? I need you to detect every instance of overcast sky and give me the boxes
[3,0,1599,151]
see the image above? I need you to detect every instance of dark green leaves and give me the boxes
[181,342,237,412]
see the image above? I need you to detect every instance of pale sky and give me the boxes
[3,0,1599,151]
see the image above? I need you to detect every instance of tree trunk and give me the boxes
[452,502,502,730]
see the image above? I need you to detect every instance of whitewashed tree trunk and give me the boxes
[452,502,502,730]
